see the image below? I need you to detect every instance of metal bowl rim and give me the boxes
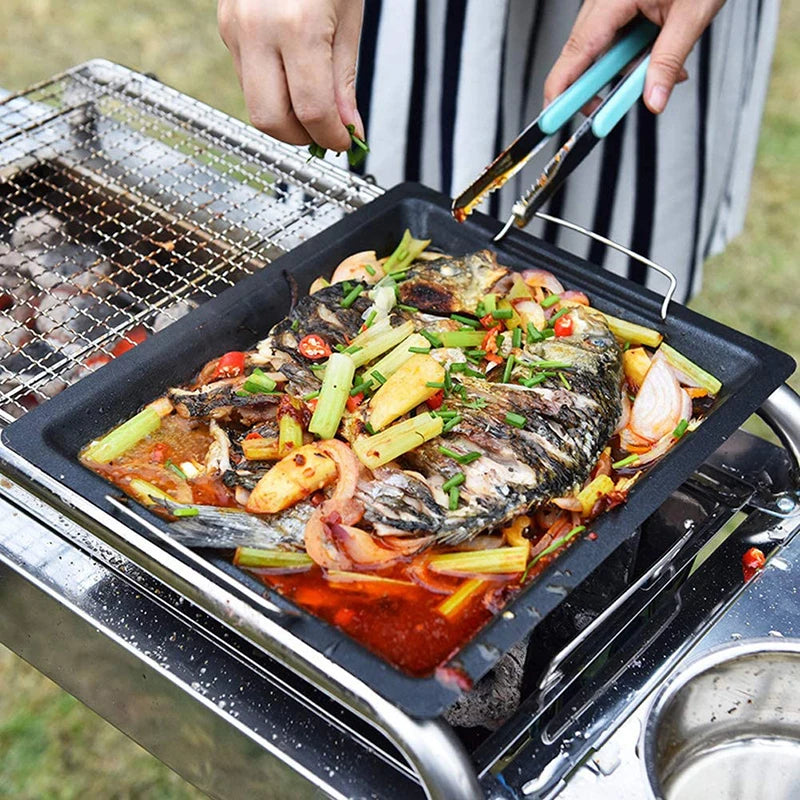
[641,636,800,799]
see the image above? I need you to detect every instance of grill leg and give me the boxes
[757,383,800,484]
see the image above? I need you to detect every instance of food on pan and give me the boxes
[81,231,720,676]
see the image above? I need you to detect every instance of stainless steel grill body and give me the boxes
[0,62,799,800]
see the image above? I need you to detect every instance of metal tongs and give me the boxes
[452,19,659,241]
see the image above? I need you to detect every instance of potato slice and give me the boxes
[246,443,338,513]
[623,347,652,389]
[368,354,445,431]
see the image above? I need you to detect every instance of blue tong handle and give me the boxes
[538,18,658,136]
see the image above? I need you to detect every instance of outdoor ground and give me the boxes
[0,2,797,797]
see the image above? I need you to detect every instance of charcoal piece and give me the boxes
[444,639,528,730]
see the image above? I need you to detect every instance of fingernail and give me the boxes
[647,84,669,114]
[354,109,365,140]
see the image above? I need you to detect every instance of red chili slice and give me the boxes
[213,351,246,379]
[346,392,364,412]
[553,315,574,337]
[298,334,332,360]
[150,442,170,464]
[426,389,444,410]
[742,546,766,582]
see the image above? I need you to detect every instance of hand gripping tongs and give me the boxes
[451,19,658,241]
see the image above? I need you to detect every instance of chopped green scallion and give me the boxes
[527,323,543,342]
[421,330,442,348]
[512,327,522,348]
[173,506,199,518]
[442,414,463,433]
[291,319,300,331]
[541,294,561,308]
[372,370,387,385]
[350,379,373,396]
[442,473,465,492]
[341,283,364,308]
[397,303,418,313]
[492,309,513,320]
[408,346,431,354]
[612,454,640,469]
[243,368,278,395]
[549,307,570,325]
[364,310,377,328]
[502,355,515,384]
[364,263,376,276]
[558,371,572,391]
[448,486,461,511]
[450,314,480,328]
[505,412,526,428]
[165,459,188,481]
[521,374,547,388]
[425,381,445,389]
[302,390,320,401]
[673,418,689,439]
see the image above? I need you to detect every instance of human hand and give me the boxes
[544,0,725,115]
[218,0,364,151]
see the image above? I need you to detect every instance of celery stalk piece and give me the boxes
[82,407,161,464]
[278,413,304,454]
[308,352,355,439]
[427,545,529,576]
[352,413,443,469]
[326,570,416,587]
[600,312,663,347]
[233,548,313,570]
[128,478,175,506]
[349,320,415,368]
[659,342,722,395]
[365,333,431,384]
[278,396,305,454]
[437,578,488,618]
[439,330,487,348]
[382,229,432,274]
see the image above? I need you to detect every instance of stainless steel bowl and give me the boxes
[643,639,800,800]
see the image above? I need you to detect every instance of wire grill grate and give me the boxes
[0,60,381,423]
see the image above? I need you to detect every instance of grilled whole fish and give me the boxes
[170,254,622,549]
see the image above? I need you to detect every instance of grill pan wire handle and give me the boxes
[511,211,678,320]
[756,383,800,485]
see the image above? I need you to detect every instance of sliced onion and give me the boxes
[634,431,679,466]
[382,535,433,554]
[512,298,546,331]
[331,522,402,568]
[552,496,582,512]
[304,510,352,570]
[630,354,686,442]
[318,439,360,504]
[614,390,631,435]
[330,250,384,285]
[560,290,589,306]
[521,269,565,295]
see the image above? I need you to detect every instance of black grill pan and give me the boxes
[2,183,794,718]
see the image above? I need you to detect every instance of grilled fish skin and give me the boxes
[396,250,509,315]
[169,378,280,420]
[356,304,622,545]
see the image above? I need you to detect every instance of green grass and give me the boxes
[0,1,798,796]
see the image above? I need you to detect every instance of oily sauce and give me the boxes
[262,563,518,676]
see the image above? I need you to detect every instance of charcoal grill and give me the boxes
[0,61,799,800]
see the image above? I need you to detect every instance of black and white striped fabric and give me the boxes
[353,0,779,301]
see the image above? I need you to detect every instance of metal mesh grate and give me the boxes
[0,60,381,423]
